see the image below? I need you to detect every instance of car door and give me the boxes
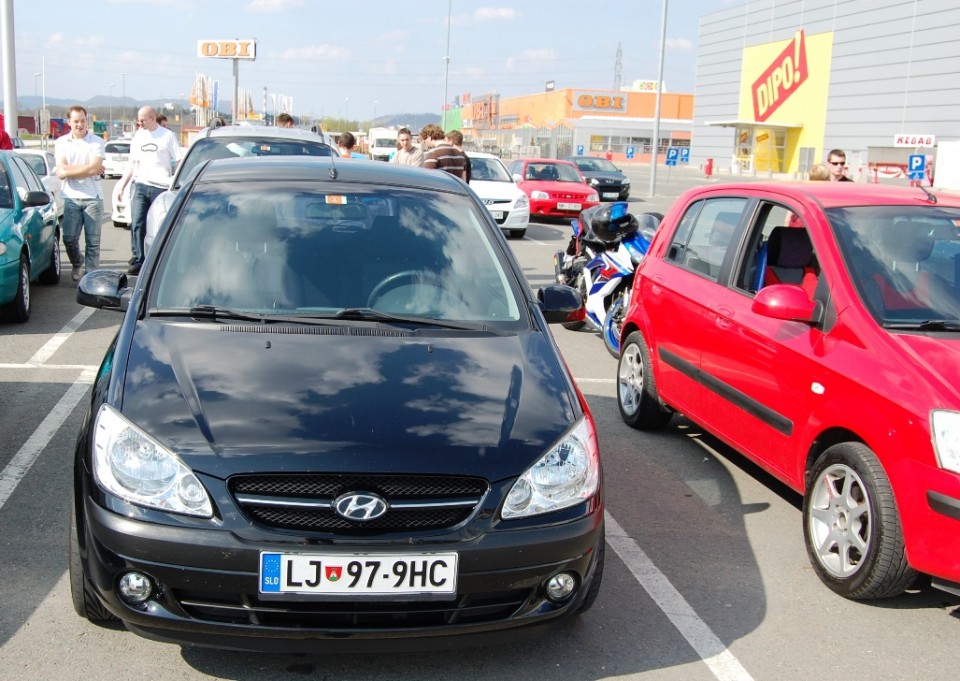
[638,197,748,418]
[8,155,56,275]
[697,198,827,483]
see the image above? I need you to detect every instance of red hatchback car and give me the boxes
[616,182,960,600]
[507,158,599,219]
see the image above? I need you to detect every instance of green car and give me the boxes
[0,150,61,322]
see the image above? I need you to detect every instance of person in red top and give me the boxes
[0,127,13,150]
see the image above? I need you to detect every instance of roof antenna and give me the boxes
[917,183,937,204]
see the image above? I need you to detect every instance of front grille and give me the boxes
[229,473,489,535]
[174,588,533,628]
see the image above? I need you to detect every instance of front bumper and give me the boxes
[530,200,600,218]
[79,491,604,653]
[895,458,960,587]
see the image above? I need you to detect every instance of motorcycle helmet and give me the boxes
[580,201,639,245]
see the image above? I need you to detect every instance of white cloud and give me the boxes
[474,7,518,21]
[246,0,305,11]
[521,48,557,62]
[666,38,694,51]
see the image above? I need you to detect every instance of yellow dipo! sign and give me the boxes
[197,40,257,60]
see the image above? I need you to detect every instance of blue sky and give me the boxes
[10,0,730,119]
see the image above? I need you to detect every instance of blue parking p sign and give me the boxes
[908,154,926,181]
[626,146,635,159]
[679,147,690,164]
[576,145,584,155]
[666,147,679,166]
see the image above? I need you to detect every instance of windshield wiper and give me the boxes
[335,307,485,331]
[149,305,268,322]
[884,319,960,331]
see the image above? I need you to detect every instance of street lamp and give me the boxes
[373,100,377,126]
[121,72,127,132]
[109,83,116,136]
[33,72,41,137]
[344,97,349,130]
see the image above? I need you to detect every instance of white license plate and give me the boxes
[557,202,582,211]
[602,192,619,199]
[112,155,126,161]
[490,210,504,219]
[259,552,458,595]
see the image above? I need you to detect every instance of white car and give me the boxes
[14,148,63,220]
[467,151,530,239]
[103,139,131,178]
[111,180,132,228]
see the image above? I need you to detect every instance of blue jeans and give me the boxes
[62,197,103,271]
[130,182,166,265]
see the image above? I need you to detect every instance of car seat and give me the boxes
[763,226,818,297]
[540,165,560,181]
[869,219,936,312]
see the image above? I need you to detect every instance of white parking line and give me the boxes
[0,367,96,510]
[605,512,756,681]
[26,308,95,366]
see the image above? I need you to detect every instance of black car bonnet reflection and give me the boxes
[118,321,578,479]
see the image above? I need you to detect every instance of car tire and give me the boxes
[802,442,917,599]
[575,534,605,614]
[1,254,30,323]
[509,229,526,239]
[38,228,62,285]
[112,220,125,228]
[561,270,587,331]
[617,330,672,430]
[69,497,117,623]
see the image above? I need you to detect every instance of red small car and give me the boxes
[507,158,599,219]
[617,181,960,600]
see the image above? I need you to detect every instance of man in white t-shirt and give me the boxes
[116,106,180,274]
[55,105,106,282]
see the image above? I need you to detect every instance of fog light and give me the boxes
[118,572,153,605]
[544,572,577,603]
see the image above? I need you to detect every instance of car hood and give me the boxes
[580,171,625,181]
[469,180,523,202]
[118,321,579,481]
[889,331,960,403]
[521,180,595,195]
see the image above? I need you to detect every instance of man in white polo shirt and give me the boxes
[116,105,179,275]
[55,105,106,282]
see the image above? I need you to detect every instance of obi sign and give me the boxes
[752,30,807,122]
[573,93,627,113]
[197,40,257,60]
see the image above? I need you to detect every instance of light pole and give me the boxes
[109,83,115,136]
[344,97,349,130]
[442,0,452,129]
[33,72,40,137]
[121,72,127,132]
[373,100,377,126]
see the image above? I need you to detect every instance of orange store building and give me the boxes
[455,87,694,163]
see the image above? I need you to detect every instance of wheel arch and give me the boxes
[804,427,866,490]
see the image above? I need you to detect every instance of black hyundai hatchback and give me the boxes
[70,156,603,652]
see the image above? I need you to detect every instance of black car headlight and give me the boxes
[502,416,600,519]
[92,404,213,517]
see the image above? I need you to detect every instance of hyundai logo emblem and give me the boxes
[333,492,389,522]
[483,199,496,205]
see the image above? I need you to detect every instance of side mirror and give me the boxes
[22,190,52,208]
[512,173,523,183]
[76,269,132,311]
[537,284,585,324]
[752,284,822,324]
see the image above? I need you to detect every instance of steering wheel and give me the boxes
[366,270,453,309]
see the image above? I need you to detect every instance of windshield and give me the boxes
[524,162,582,183]
[20,155,46,176]
[174,136,336,188]
[829,205,960,326]
[152,182,524,327]
[372,137,395,148]
[105,143,130,154]
[469,158,512,182]
[572,158,618,173]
